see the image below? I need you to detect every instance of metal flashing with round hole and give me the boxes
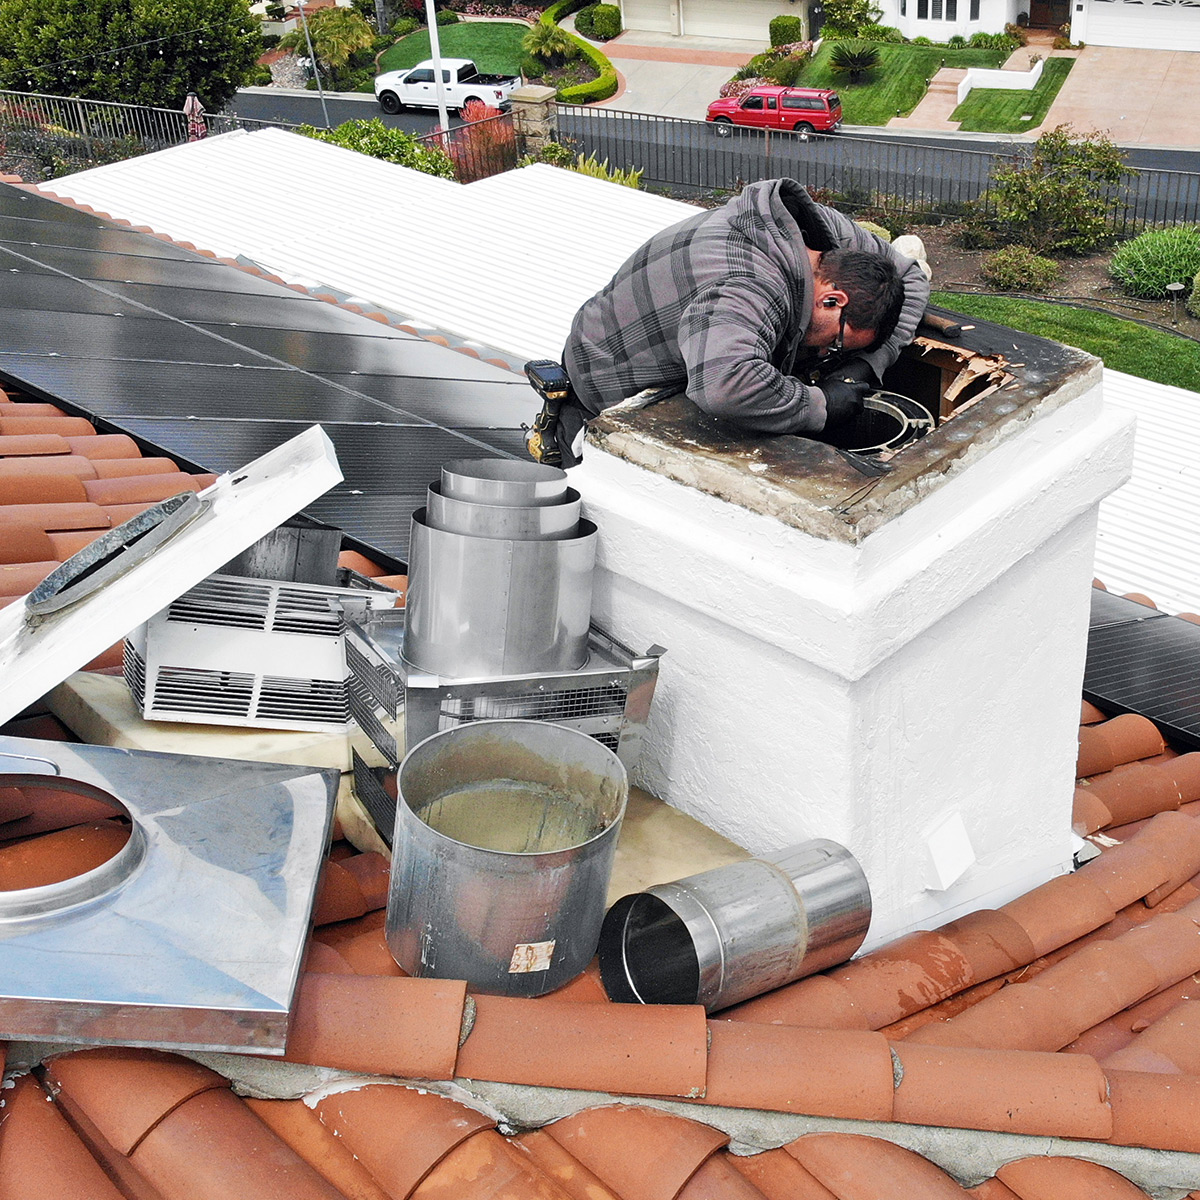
[0,735,337,1050]
[816,391,935,455]
[598,839,871,1012]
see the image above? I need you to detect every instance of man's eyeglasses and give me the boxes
[820,306,847,359]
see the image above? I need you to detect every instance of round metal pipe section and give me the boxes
[403,509,596,677]
[440,459,568,507]
[817,392,935,455]
[386,720,628,996]
[425,482,581,541]
[598,838,871,1012]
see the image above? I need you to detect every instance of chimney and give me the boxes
[572,325,1135,945]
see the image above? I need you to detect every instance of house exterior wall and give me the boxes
[878,0,1023,38]
[1073,0,1200,52]
[571,377,1135,946]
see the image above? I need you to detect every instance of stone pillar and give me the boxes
[508,85,558,159]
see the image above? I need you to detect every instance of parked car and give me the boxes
[374,58,520,115]
[706,86,842,136]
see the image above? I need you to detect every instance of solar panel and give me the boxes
[0,183,539,568]
[1083,590,1200,751]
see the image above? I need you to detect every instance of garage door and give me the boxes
[622,0,676,34]
[1084,0,1200,52]
[682,0,794,40]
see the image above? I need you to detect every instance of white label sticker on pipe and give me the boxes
[509,941,555,973]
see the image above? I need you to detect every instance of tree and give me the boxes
[0,0,261,110]
[821,0,883,37]
[973,125,1133,255]
[829,40,878,83]
[280,6,374,74]
[522,21,576,68]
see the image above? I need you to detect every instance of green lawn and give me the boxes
[932,290,1200,393]
[801,43,1006,126]
[951,57,1074,134]
[376,23,529,76]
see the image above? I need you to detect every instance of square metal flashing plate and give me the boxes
[0,736,336,1053]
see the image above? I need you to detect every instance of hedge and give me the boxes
[541,0,619,102]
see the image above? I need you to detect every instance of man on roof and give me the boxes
[525,178,930,467]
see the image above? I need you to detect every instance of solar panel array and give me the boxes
[0,184,538,564]
[1084,588,1200,751]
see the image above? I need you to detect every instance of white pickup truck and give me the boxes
[374,58,520,115]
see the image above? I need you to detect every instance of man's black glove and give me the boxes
[819,377,872,428]
[834,357,878,386]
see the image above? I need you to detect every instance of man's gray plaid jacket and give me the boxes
[563,178,930,435]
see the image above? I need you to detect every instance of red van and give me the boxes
[706,86,842,136]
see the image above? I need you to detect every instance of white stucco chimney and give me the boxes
[572,329,1135,946]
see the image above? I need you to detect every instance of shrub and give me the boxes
[1004,22,1028,44]
[261,33,281,49]
[520,53,544,77]
[855,23,904,42]
[517,138,577,168]
[969,31,1017,50]
[441,99,516,181]
[764,52,808,86]
[574,3,599,34]
[769,14,805,46]
[539,0,619,102]
[248,64,272,86]
[390,15,419,35]
[947,34,966,46]
[436,7,460,23]
[572,152,642,188]
[523,20,578,64]
[981,244,1062,292]
[911,35,933,44]
[820,0,882,37]
[1109,226,1200,298]
[829,41,879,83]
[968,125,1132,255]
[1188,269,1200,319]
[591,3,622,38]
[296,118,456,178]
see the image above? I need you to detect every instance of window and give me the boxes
[917,0,928,16]
[900,0,906,12]
[970,0,979,14]
[407,69,434,83]
[947,0,957,17]
[742,95,764,109]
[767,96,777,109]
[783,96,823,109]
[932,0,943,17]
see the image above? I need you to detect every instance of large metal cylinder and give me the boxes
[440,459,568,507]
[598,839,871,1012]
[387,720,627,996]
[426,482,581,541]
[403,509,596,677]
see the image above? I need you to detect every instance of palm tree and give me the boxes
[307,8,375,72]
[522,22,577,68]
[829,41,880,84]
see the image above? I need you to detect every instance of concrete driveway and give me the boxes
[1036,45,1200,148]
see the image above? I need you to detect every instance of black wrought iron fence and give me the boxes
[0,90,299,180]
[559,104,1200,236]
[415,111,518,184]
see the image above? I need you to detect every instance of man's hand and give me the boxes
[820,377,871,428]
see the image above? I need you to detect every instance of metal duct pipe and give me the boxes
[425,482,581,541]
[598,839,871,1012]
[440,459,568,507]
[387,719,627,996]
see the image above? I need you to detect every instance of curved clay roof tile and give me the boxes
[410,1129,573,1200]
[675,1153,772,1200]
[786,1133,971,1198]
[0,821,130,890]
[996,1154,1152,1198]
[513,1129,624,1200]
[725,1147,838,1200]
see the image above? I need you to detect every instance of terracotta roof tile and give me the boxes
[0,415,95,437]
[723,973,868,1029]
[128,1085,346,1200]
[935,909,1038,982]
[45,528,105,559]
[545,1105,728,1200]
[101,501,157,525]
[1101,999,1200,1073]
[1078,716,1166,779]
[1105,1069,1200,1154]
[42,1047,227,1156]
[0,501,108,531]
[0,1074,125,1200]
[340,851,391,909]
[327,925,407,977]
[0,454,98,478]
[0,785,35,823]
[410,1128,572,1200]
[675,1153,771,1200]
[282,972,467,1079]
[785,1133,971,1198]
[969,1180,1023,1200]
[90,456,181,478]
[700,1023,893,1119]
[1081,700,1109,725]
[312,859,373,926]
[1081,764,1183,827]
[544,959,610,1004]
[0,559,58,597]
[242,1096,394,1200]
[891,1042,1111,1139]
[304,939,356,974]
[456,995,708,1098]
[0,782,123,839]
[1073,786,1114,836]
[0,474,87,504]
[313,1081,494,1198]
[513,1128,624,1200]
[999,873,1118,957]
[1122,592,1157,609]
[996,1154,1153,1198]
[0,820,130,889]
[725,1147,838,1200]
[0,432,73,456]
[83,473,199,506]
[66,433,141,459]
[0,401,75,417]
[1064,976,1200,1059]
[338,549,386,577]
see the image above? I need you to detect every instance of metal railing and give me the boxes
[416,111,519,184]
[559,104,1200,235]
[0,89,301,180]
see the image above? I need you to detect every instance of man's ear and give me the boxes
[817,286,850,310]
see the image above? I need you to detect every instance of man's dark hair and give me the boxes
[817,249,905,351]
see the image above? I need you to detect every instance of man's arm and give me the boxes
[676,276,829,435]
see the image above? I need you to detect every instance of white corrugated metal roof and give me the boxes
[51,131,696,362]
[1093,368,1200,615]
[51,132,1200,610]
